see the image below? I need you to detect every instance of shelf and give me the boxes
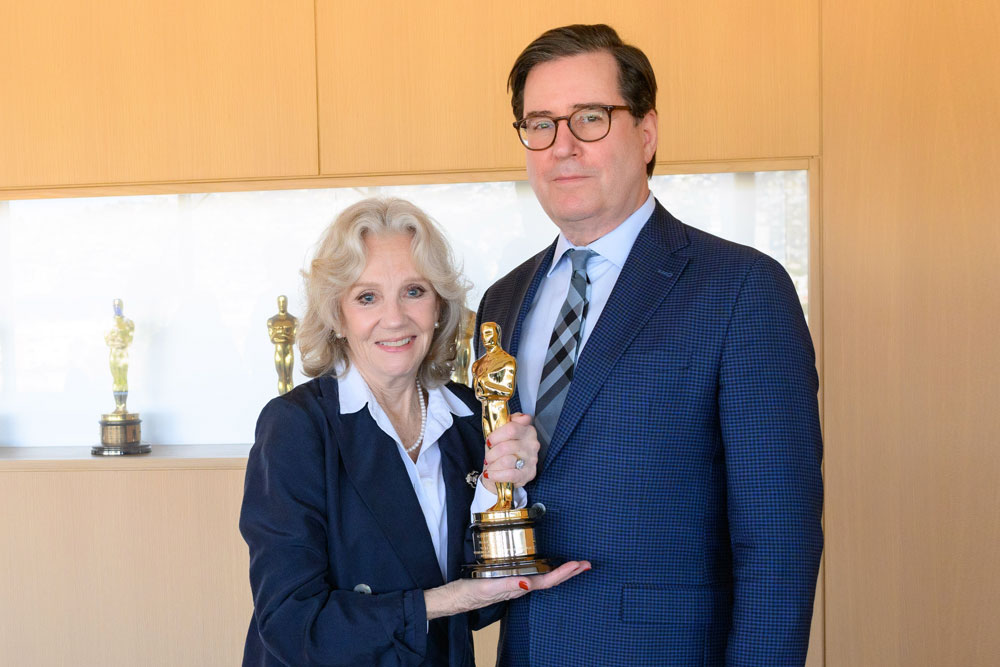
[0,444,251,472]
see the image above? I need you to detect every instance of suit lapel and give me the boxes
[335,407,445,589]
[541,205,690,470]
[438,416,477,581]
[506,242,557,359]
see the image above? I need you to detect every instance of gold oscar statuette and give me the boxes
[93,299,149,455]
[449,307,476,387]
[463,322,552,578]
[267,295,299,396]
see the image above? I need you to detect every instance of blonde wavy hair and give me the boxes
[298,197,470,388]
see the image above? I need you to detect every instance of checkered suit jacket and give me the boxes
[475,201,823,667]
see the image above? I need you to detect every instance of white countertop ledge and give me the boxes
[0,444,252,472]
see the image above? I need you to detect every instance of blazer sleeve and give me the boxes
[718,255,824,667]
[239,397,428,667]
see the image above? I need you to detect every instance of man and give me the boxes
[475,24,823,666]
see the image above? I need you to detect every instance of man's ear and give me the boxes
[640,109,658,165]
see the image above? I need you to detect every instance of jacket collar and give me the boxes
[547,192,655,275]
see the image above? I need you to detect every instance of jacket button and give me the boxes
[353,583,372,595]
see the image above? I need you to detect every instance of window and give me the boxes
[0,170,808,446]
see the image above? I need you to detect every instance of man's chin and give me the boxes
[550,204,601,228]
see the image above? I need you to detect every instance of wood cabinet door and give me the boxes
[0,462,252,665]
[316,0,819,177]
[0,1,318,189]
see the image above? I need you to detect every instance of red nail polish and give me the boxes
[583,566,591,572]
[518,581,529,591]
[483,472,489,479]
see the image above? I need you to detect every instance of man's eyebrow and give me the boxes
[523,103,608,118]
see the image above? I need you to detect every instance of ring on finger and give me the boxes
[515,458,525,470]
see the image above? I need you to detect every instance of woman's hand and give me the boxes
[483,413,539,489]
[424,560,591,619]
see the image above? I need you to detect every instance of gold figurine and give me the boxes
[472,321,517,511]
[450,308,476,387]
[93,299,148,455]
[464,322,551,578]
[106,297,134,413]
[267,295,299,395]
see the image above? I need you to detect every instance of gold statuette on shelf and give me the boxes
[267,295,299,396]
[450,307,476,387]
[93,299,149,456]
[463,322,552,578]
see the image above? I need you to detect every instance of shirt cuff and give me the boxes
[469,476,527,520]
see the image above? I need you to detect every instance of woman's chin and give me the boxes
[358,356,423,387]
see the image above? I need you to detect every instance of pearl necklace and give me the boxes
[403,379,427,454]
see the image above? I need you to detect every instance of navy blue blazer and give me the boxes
[239,375,497,666]
[476,202,824,666]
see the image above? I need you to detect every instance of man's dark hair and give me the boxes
[507,24,658,177]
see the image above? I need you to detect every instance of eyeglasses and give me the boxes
[513,105,631,150]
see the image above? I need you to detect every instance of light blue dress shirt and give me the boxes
[516,192,655,417]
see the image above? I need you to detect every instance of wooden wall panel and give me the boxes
[317,0,819,176]
[0,466,251,665]
[822,1,1000,664]
[0,1,318,188]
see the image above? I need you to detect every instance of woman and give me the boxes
[240,198,588,666]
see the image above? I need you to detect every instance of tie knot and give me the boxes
[565,248,595,275]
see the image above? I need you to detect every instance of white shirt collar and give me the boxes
[548,192,655,275]
[336,364,473,448]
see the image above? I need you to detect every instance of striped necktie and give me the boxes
[534,248,595,462]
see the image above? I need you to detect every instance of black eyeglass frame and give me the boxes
[512,104,632,150]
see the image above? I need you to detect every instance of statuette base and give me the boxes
[94,413,148,455]
[463,507,553,578]
[464,558,553,579]
[91,443,152,456]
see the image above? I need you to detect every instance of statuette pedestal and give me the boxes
[93,412,148,456]
[467,506,551,578]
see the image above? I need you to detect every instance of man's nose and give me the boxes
[550,119,581,158]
